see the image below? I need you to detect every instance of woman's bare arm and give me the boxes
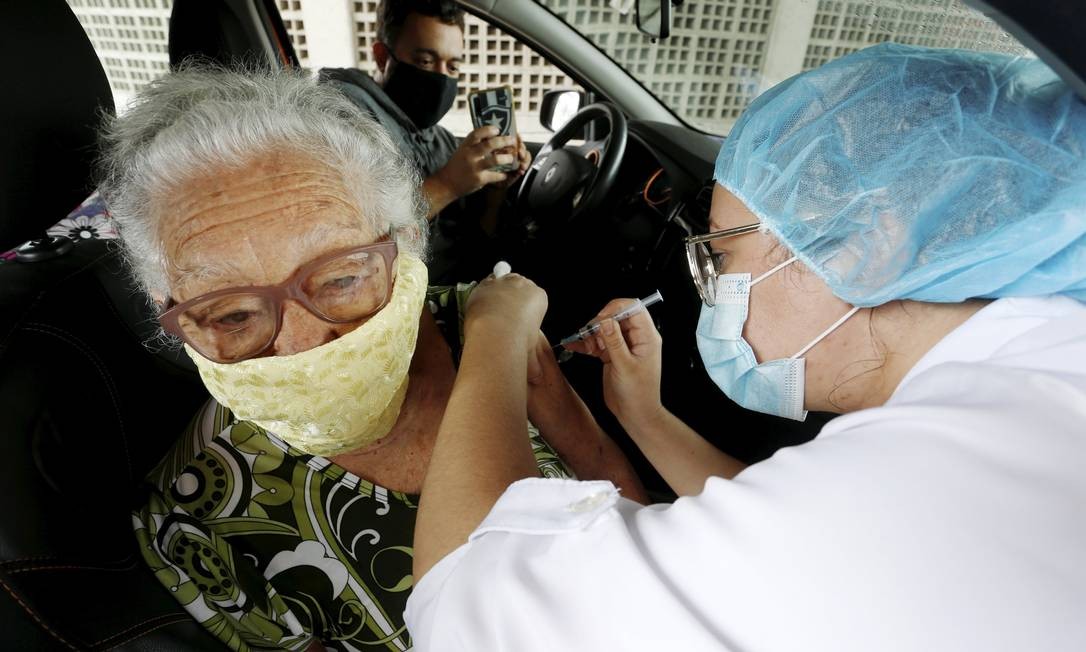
[526,335,648,503]
[413,275,546,580]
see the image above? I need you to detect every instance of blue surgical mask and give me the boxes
[695,257,860,421]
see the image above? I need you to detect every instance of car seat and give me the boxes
[0,1,219,649]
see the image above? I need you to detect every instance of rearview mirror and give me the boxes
[540,89,585,132]
[635,0,671,41]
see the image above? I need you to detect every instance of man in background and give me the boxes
[320,0,531,282]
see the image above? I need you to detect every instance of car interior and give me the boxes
[1,0,1081,648]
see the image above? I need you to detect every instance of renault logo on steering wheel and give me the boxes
[543,165,558,185]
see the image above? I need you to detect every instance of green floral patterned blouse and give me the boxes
[133,284,572,651]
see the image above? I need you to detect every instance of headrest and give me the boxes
[169,0,295,70]
[0,0,114,250]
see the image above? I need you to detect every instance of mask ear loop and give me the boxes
[750,256,797,286]
[790,306,862,360]
[746,255,859,360]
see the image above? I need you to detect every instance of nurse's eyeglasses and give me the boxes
[685,223,761,306]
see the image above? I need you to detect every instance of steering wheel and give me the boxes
[516,102,627,224]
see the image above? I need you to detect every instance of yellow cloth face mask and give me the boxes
[186,255,428,456]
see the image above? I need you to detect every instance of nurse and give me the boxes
[407,44,1086,651]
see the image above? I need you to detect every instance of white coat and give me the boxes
[406,296,1086,651]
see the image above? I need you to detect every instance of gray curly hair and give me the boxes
[96,64,427,301]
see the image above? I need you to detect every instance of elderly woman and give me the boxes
[404,45,1086,650]
[98,67,643,651]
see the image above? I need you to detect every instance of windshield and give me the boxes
[538,0,1033,135]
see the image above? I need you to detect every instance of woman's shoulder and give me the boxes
[754,297,1086,521]
[802,298,1086,498]
[888,295,1086,410]
[145,398,234,490]
[143,400,310,497]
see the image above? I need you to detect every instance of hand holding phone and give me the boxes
[468,86,518,173]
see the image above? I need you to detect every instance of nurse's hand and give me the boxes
[564,299,664,426]
[464,273,548,354]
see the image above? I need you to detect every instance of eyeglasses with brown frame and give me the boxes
[684,222,761,306]
[159,240,398,364]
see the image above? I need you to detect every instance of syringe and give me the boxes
[558,290,664,346]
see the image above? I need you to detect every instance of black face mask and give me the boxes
[382,53,458,130]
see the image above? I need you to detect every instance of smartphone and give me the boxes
[468,86,518,172]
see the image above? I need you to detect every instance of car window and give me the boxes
[276,1,311,67]
[68,0,584,141]
[537,0,1033,136]
[67,0,173,111]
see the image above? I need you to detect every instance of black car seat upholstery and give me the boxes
[0,1,218,649]
[169,0,298,70]
[1,1,111,251]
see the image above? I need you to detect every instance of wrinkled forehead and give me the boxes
[160,153,377,300]
[709,183,759,231]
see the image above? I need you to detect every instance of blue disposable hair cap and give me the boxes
[714,43,1086,307]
